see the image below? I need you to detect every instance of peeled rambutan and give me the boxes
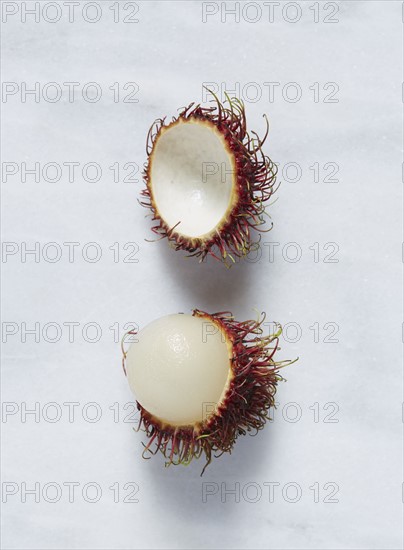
[140,93,278,264]
[121,309,294,474]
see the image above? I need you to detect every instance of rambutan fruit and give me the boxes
[121,309,294,474]
[140,93,278,265]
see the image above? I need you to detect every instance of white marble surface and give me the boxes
[1,1,402,549]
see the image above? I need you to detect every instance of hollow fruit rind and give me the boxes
[140,93,278,265]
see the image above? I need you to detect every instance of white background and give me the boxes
[1,1,403,549]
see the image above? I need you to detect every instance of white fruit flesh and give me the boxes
[125,314,232,426]
[149,119,237,239]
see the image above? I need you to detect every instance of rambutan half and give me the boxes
[121,309,294,474]
[140,94,278,264]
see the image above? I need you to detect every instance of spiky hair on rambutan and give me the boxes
[139,92,278,265]
[122,309,295,475]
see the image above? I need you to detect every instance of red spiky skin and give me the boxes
[122,310,294,475]
[140,95,278,264]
